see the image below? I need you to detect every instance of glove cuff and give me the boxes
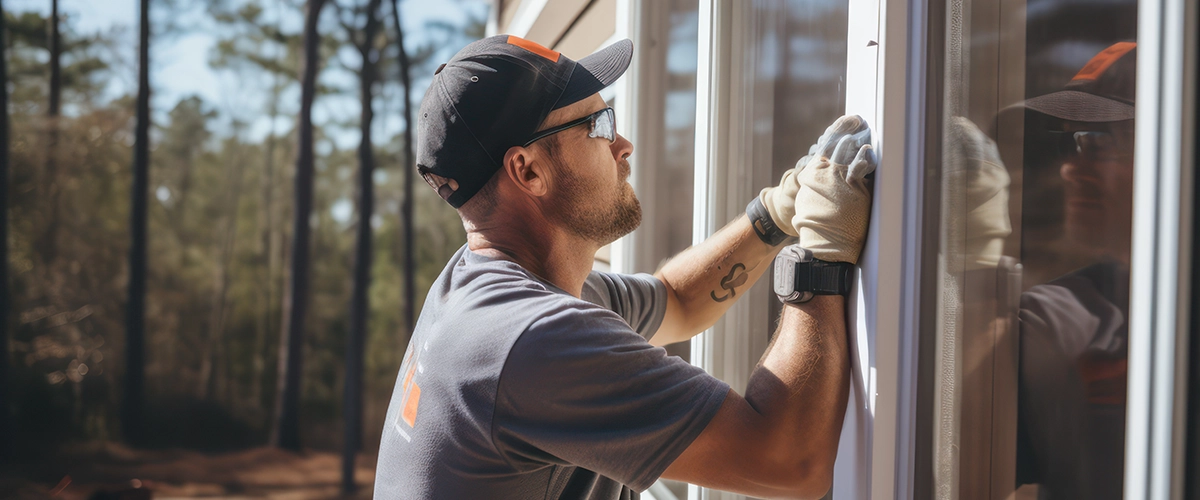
[746,197,791,246]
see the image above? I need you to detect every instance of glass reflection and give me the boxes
[1014,41,1136,500]
[931,0,1137,497]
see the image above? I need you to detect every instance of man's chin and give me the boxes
[603,200,643,245]
[1065,218,1105,249]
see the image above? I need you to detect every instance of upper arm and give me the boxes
[649,274,693,347]
[660,390,834,499]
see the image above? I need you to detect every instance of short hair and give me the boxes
[457,133,564,225]
[538,132,565,170]
[457,169,502,223]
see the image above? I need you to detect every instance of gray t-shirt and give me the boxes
[1017,262,1129,500]
[374,245,730,500]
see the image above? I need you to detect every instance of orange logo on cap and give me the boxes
[1072,42,1136,82]
[507,35,560,62]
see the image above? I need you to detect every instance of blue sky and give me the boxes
[7,0,489,148]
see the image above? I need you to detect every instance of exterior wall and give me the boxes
[492,0,617,60]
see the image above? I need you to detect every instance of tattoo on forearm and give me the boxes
[710,263,748,302]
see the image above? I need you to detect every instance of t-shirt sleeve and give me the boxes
[581,271,667,340]
[492,303,729,492]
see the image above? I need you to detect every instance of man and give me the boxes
[375,35,876,499]
[1013,41,1136,499]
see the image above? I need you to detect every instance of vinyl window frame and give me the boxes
[688,0,927,497]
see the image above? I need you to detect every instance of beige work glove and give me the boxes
[760,115,876,264]
[944,117,1011,270]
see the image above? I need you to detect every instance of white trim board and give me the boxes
[1125,0,1197,497]
[834,0,925,496]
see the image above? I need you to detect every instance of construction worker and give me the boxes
[374,35,876,499]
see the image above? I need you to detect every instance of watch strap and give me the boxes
[799,260,855,296]
[745,197,790,246]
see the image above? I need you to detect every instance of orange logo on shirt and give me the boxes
[402,383,422,427]
[399,347,422,428]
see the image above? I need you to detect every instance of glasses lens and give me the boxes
[1046,130,1077,157]
[589,108,615,143]
[1073,131,1119,159]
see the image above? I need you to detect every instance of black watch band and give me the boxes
[800,260,855,295]
[745,197,790,246]
[773,246,855,303]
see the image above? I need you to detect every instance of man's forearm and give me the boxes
[747,296,850,478]
[652,216,784,345]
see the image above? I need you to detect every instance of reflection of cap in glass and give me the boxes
[417,35,633,208]
[1021,41,1136,122]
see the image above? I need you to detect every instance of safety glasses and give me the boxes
[1046,130,1130,160]
[523,107,616,147]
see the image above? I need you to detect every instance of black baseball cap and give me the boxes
[416,35,634,208]
[1021,41,1136,122]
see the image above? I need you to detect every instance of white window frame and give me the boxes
[689,0,925,498]
[1124,0,1197,497]
[835,0,927,494]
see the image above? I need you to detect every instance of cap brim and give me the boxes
[554,39,634,109]
[1017,90,1135,122]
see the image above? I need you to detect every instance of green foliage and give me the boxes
[4,11,110,114]
[10,99,134,449]
[7,0,477,452]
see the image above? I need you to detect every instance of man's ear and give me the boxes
[502,145,551,198]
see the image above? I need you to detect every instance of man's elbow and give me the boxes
[780,457,835,500]
[754,449,836,499]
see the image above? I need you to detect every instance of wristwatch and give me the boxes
[773,245,855,303]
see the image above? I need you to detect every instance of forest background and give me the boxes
[2,0,487,496]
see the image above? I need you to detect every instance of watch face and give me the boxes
[773,248,814,303]
[773,245,849,303]
[774,257,796,297]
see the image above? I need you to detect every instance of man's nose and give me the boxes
[1060,160,1097,183]
[612,133,633,161]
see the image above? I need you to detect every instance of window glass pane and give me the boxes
[926,0,1138,498]
[645,0,701,371]
[657,0,700,265]
[746,0,848,330]
[749,0,848,182]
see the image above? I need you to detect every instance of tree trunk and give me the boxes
[271,0,326,452]
[0,0,13,464]
[390,0,415,342]
[47,0,60,116]
[123,0,151,446]
[40,0,61,264]
[342,0,382,493]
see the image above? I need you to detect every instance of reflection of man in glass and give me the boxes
[1015,41,1136,500]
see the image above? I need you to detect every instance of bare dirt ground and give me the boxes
[0,442,377,499]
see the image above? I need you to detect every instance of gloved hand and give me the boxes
[945,117,1011,270]
[759,115,876,264]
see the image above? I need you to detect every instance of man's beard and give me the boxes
[550,159,642,245]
